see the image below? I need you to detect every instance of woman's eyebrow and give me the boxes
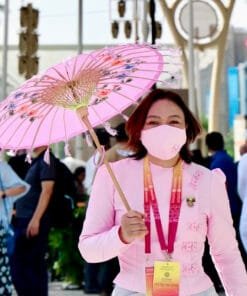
[146,114,182,120]
[146,115,161,119]
[168,114,182,119]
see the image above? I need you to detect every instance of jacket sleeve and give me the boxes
[207,168,247,295]
[0,161,30,199]
[238,155,247,202]
[78,164,129,263]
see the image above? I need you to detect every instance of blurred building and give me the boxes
[200,27,247,134]
[0,43,105,100]
[1,27,246,136]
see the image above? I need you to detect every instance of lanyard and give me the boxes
[144,156,183,255]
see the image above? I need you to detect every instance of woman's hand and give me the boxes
[119,210,148,244]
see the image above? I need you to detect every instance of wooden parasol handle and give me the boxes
[79,110,131,212]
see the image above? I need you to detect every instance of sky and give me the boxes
[0,0,247,45]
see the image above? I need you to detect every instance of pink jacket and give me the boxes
[79,158,247,296]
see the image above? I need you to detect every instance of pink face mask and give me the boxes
[141,124,186,160]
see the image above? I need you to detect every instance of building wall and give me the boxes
[0,44,105,99]
[199,27,247,135]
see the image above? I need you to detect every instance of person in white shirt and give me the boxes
[84,128,111,195]
[238,143,247,253]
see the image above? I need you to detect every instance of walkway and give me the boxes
[13,282,226,295]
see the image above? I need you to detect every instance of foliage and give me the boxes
[200,114,208,132]
[225,130,234,158]
[48,205,87,285]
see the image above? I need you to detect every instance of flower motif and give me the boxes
[101,70,111,77]
[124,64,135,70]
[124,78,132,83]
[103,55,112,62]
[111,59,124,67]
[8,102,16,110]
[27,110,38,117]
[97,89,111,98]
[14,92,24,99]
[116,73,127,80]
[30,93,39,102]
[18,105,29,113]
[113,85,121,92]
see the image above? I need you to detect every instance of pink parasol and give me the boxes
[0,43,181,210]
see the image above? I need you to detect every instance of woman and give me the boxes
[79,89,247,296]
[0,161,30,296]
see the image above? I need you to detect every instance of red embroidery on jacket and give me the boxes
[181,241,200,253]
[189,170,203,190]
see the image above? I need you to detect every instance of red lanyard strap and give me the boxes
[144,157,183,255]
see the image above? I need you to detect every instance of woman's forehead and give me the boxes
[147,100,184,118]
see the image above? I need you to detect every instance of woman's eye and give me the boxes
[146,121,159,126]
[168,120,180,125]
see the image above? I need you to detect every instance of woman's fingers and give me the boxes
[126,210,145,219]
[120,210,148,243]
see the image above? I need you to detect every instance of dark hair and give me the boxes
[74,166,85,178]
[126,89,201,163]
[94,128,111,149]
[205,132,224,151]
[115,122,128,142]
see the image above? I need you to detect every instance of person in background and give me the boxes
[83,129,116,295]
[240,143,247,157]
[238,143,247,253]
[84,128,111,196]
[61,156,86,174]
[79,89,247,296]
[190,148,208,167]
[0,161,29,296]
[105,122,132,163]
[8,149,30,179]
[73,166,86,203]
[205,132,242,224]
[10,146,56,296]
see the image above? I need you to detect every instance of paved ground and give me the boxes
[12,282,98,296]
[48,282,99,296]
[12,282,226,295]
[49,283,225,295]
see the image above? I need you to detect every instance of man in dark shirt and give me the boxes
[11,146,55,296]
[8,150,30,179]
[206,132,242,219]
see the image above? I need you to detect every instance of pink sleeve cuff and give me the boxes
[79,224,131,263]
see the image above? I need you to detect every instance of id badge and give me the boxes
[153,261,180,296]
